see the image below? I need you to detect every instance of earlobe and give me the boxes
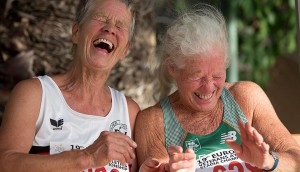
[72,23,79,44]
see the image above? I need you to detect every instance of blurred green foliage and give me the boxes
[237,0,296,87]
[156,0,297,88]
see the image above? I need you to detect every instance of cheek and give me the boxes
[177,81,200,93]
[216,77,226,86]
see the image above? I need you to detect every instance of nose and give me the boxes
[201,77,210,85]
[201,77,214,88]
[102,23,116,35]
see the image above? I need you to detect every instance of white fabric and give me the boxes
[33,75,131,172]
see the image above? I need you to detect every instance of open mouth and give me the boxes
[195,92,214,100]
[93,38,115,53]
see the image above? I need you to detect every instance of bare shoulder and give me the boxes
[226,81,264,97]
[125,96,140,116]
[0,77,42,151]
[135,103,164,135]
[135,103,165,142]
[4,77,42,115]
[225,81,269,120]
[226,81,266,104]
[137,103,163,122]
[8,77,42,105]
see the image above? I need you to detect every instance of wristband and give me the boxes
[261,151,279,172]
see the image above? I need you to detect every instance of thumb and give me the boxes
[168,145,183,155]
[139,158,161,172]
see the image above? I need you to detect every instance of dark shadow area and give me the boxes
[266,53,300,134]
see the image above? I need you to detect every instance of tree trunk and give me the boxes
[0,0,157,119]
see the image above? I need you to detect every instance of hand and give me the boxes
[139,158,165,172]
[84,131,137,168]
[226,120,274,169]
[167,146,196,172]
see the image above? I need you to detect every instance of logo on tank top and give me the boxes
[50,118,64,130]
[220,131,237,144]
[185,138,201,152]
[109,120,128,135]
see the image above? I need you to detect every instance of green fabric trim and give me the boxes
[159,87,248,148]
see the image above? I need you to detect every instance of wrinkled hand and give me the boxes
[84,131,137,168]
[139,146,196,172]
[167,146,196,172]
[226,120,274,169]
[139,158,165,172]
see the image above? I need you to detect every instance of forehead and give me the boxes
[91,0,132,22]
[182,53,226,72]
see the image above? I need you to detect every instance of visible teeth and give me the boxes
[94,38,113,50]
[195,93,213,99]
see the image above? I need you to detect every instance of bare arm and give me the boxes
[126,96,141,172]
[135,105,169,167]
[0,79,138,172]
[135,105,196,172]
[0,79,90,171]
[227,81,300,171]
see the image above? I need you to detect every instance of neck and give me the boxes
[62,62,110,93]
[174,98,224,135]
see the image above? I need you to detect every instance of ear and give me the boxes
[72,22,79,44]
[119,43,130,60]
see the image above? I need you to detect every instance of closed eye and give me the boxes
[213,76,221,79]
[187,76,202,81]
[93,13,108,23]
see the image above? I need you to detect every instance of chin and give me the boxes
[195,100,217,112]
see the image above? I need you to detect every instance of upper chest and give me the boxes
[172,105,224,135]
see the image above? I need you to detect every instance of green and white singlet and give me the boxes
[160,88,262,172]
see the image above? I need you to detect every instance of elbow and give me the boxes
[0,149,16,172]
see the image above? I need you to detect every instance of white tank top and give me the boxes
[32,75,131,172]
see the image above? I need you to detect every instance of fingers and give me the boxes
[238,120,248,140]
[112,132,137,164]
[168,146,196,172]
[144,158,161,168]
[253,128,264,146]
[114,145,135,164]
[168,146,183,155]
[102,131,137,148]
[260,142,270,153]
[101,131,136,163]
[185,148,195,154]
[87,131,137,166]
[169,161,195,171]
[139,158,163,172]
[229,120,272,168]
[238,120,264,146]
[226,139,242,154]
[168,146,195,162]
[237,120,270,154]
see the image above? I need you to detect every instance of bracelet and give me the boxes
[261,151,279,172]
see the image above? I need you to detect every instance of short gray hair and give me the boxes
[157,3,229,100]
[75,0,136,41]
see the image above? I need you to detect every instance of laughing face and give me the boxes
[72,0,132,71]
[172,50,226,112]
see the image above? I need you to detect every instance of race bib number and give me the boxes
[196,149,262,172]
[50,142,129,172]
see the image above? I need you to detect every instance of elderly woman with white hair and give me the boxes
[135,4,300,172]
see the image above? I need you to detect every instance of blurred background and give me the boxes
[0,0,299,133]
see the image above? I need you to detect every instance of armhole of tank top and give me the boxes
[160,97,186,148]
[35,76,46,128]
[109,87,132,137]
[109,87,128,116]
[222,87,248,134]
